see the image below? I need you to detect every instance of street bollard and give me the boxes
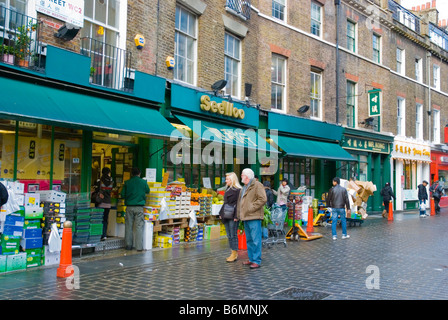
[57,221,74,278]
[306,207,314,234]
[430,198,435,216]
[387,201,393,221]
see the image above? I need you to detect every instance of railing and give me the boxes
[0,5,44,71]
[226,0,251,20]
[80,37,133,92]
[429,23,448,51]
[388,0,421,34]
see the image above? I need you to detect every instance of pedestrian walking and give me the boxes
[237,168,267,269]
[380,182,395,218]
[272,178,290,208]
[219,172,241,263]
[94,167,114,240]
[417,180,429,217]
[263,180,275,209]
[120,167,149,251]
[327,177,351,240]
[429,180,444,215]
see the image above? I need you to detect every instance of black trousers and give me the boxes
[383,200,390,213]
[434,198,441,213]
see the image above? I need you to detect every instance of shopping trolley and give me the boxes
[263,203,287,248]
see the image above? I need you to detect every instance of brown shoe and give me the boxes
[382,210,387,218]
[249,263,260,269]
[242,260,252,265]
[226,250,238,262]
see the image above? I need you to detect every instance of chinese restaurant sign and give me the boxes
[342,135,390,154]
[368,89,381,117]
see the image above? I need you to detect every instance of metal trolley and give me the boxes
[263,203,287,248]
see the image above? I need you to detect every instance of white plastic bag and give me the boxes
[188,209,197,228]
[419,201,426,211]
[158,197,169,221]
[4,187,20,214]
[48,223,62,253]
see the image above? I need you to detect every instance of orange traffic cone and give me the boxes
[57,221,74,278]
[430,198,435,216]
[306,207,314,234]
[387,201,393,221]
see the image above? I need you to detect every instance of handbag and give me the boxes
[222,203,236,219]
[95,189,104,204]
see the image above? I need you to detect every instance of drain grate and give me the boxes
[272,287,330,300]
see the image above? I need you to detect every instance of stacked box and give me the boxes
[42,245,60,266]
[174,192,192,218]
[116,199,126,222]
[88,208,104,243]
[198,195,212,217]
[0,255,6,273]
[3,214,24,237]
[161,225,180,244]
[184,226,198,242]
[153,234,173,248]
[220,223,227,237]
[204,225,220,240]
[143,206,159,221]
[41,201,66,246]
[196,225,204,241]
[1,234,20,255]
[6,252,26,272]
[73,208,90,244]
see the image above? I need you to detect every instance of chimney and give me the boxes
[432,0,436,8]
[417,5,421,11]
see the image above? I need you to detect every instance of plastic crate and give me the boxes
[88,235,102,244]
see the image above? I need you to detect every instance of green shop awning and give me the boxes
[175,114,278,153]
[0,77,183,139]
[277,135,355,161]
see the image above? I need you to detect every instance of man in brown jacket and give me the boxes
[237,168,267,269]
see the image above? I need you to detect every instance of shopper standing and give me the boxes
[429,180,444,215]
[327,177,351,240]
[272,178,290,208]
[120,167,149,251]
[219,172,241,263]
[380,182,395,218]
[263,180,275,209]
[237,168,267,269]
[417,180,429,217]
[94,167,114,240]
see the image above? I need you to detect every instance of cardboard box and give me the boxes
[5,215,25,227]
[6,253,27,272]
[25,248,43,256]
[26,254,43,268]
[0,255,6,273]
[36,190,66,203]
[3,225,23,237]
[24,206,43,219]
[23,228,43,238]
[20,237,43,250]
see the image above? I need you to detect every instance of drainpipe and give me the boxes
[155,0,161,76]
[335,0,341,125]
[427,51,432,142]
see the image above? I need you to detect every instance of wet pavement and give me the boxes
[1,209,448,303]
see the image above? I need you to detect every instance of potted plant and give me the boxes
[0,44,15,64]
[14,21,37,67]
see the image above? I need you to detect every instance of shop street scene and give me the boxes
[0,209,447,302]
[1,0,448,303]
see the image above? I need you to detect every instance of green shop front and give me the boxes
[266,112,355,199]
[339,128,394,212]
[0,46,184,239]
[160,82,277,189]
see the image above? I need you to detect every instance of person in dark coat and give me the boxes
[429,180,444,215]
[380,182,395,218]
[94,167,114,240]
[263,181,275,208]
[219,172,241,262]
[417,180,429,217]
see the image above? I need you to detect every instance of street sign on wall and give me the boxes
[36,0,84,28]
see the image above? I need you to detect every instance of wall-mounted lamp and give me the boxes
[427,110,432,116]
[54,24,80,41]
[211,79,227,96]
[297,105,310,114]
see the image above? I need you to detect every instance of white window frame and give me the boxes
[271,54,287,112]
[372,33,381,64]
[310,69,322,120]
[416,103,423,140]
[433,109,441,144]
[397,48,405,75]
[346,20,357,53]
[224,32,241,99]
[346,81,357,128]
[397,97,406,136]
[433,65,440,90]
[415,57,423,83]
[174,5,198,86]
[272,0,286,22]
[311,2,322,38]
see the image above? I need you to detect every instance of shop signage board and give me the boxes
[368,89,381,117]
[36,0,84,28]
[342,135,390,154]
[391,137,431,163]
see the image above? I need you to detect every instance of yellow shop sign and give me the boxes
[200,95,245,119]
